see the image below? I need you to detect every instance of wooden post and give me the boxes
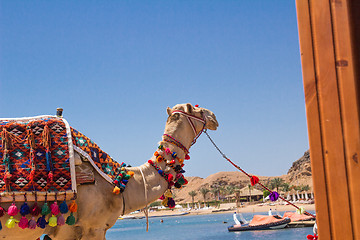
[296,0,360,239]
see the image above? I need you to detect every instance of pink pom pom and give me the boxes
[165,148,171,155]
[28,217,37,229]
[176,173,183,179]
[8,203,19,216]
[19,216,29,229]
[51,202,60,215]
[57,214,65,226]
[159,195,165,200]
[185,154,190,160]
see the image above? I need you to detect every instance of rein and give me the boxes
[204,130,317,219]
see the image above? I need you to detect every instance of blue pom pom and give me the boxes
[172,152,177,158]
[59,200,69,214]
[122,179,128,184]
[158,170,163,175]
[20,202,30,216]
[37,215,47,229]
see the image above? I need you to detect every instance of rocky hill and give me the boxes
[173,150,312,203]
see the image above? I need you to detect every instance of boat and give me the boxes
[282,212,316,228]
[228,215,291,232]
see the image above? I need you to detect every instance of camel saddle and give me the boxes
[0,115,121,202]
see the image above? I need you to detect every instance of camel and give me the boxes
[0,103,218,240]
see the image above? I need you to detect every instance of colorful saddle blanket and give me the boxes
[0,115,121,201]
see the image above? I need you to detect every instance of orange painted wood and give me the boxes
[330,0,360,238]
[295,1,332,238]
[309,0,354,236]
[296,0,360,239]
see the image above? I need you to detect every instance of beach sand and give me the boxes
[122,203,316,218]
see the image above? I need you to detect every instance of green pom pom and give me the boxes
[41,203,51,216]
[124,174,130,180]
[66,212,76,225]
[177,177,185,185]
[120,171,126,176]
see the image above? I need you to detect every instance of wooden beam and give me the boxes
[295,1,332,238]
[296,0,360,238]
[330,0,360,238]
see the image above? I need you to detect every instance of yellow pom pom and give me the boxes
[161,198,168,206]
[49,215,57,227]
[113,186,120,195]
[128,171,134,177]
[5,217,17,228]
[164,189,172,198]
[121,167,125,171]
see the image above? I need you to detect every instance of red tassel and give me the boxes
[48,171,53,182]
[28,169,35,181]
[307,234,318,240]
[185,154,190,160]
[167,174,173,182]
[250,176,259,186]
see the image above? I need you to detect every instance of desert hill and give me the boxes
[173,150,312,203]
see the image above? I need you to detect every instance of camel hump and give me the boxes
[0,115,76,202]
[0,115,123,202]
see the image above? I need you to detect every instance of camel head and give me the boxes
[166,103,218,131]
[164,103,218,150]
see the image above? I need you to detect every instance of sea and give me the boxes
[106,211,315,240]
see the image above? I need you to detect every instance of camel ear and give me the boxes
[185,103,193,114]
[167,107,172,116]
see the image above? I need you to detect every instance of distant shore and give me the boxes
[121,203,316,219]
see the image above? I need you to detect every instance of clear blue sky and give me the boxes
[0,1,308,178]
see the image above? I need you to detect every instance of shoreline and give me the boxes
[121,203,316,219]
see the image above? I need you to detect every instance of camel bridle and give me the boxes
[164,109,206,151]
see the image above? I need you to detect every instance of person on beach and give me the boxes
[268,208,272,216]
[233,212,241,226]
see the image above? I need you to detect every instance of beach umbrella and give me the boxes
[305,193,309,200]
[297,191,300,200]
[293,193,296,201]
[311,192,314,199]
[302,193,305,199]
[203,203,206,208]
[286,193,290,200]
[198,203,201,209]
[187,203,190,209]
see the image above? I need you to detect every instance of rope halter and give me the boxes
[170,110,206,146]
